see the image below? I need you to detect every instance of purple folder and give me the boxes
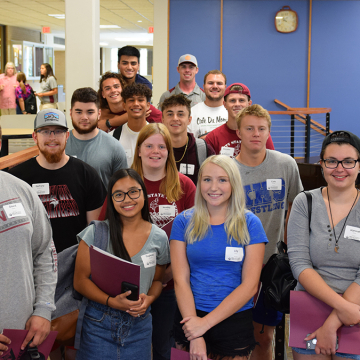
[171,347,212,360]
[1,329,57,359]
[289,290,360,354]
[90,245,140,297]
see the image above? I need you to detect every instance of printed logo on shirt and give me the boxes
[195,116,227,126]
[0,198,30,234]
[244,179,286,214]
[39,185,80,218]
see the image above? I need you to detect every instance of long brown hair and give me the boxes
[40,63,56,82]
[131,123,183,203]
[16,72,27,94]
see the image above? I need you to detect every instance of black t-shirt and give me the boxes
[9,156,106,252]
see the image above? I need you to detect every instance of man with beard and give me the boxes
[158,54,205,109]
[9,109,106,253]
[65,87,127,188]
[188,70,228,138]
[205,83,275,157]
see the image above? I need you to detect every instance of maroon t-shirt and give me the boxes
[205,123,275,157]
[173,133,216,184]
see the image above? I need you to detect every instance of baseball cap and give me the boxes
[34,109,68,130]
[321,130,360,156]
[178,54,198,67]
[224,83,251,99]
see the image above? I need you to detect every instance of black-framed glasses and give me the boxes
[112,188,142,202]
[323,158,359,169]
[36,129,67,137]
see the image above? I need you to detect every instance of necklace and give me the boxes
[327,187,359,253]
[175,137,189,163]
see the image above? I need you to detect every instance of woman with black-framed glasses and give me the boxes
[74,168,170,360]
[288,131,360,360]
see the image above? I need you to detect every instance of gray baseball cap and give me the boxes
[34,109,68,130]
[178,54,198,67]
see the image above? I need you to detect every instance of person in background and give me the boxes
[0,62,17,115]
[35,63,58,110]
[170,155,268,360]
[16,72,34,114]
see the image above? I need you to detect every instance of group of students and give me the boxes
[0,61,58,114]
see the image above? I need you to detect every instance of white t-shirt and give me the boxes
[188,102,228,138]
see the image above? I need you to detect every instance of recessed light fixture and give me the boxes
[100,25,121,29]
[115,37,147,42]
[137,20,142,22]
[48,14,65,19]
[100,42,108,46]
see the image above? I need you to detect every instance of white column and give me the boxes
[153,0,169,107]
[65,0,100,116]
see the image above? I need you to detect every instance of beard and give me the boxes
[37,141,66,164]
[72,120,98,135]
[206,92,223,102]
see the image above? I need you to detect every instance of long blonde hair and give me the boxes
[185,155,250,245]
[131,123,183,203]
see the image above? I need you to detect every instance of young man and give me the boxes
[97,72,161,132]
[65,87,127,188]
[188,70,228,138]
[9,109,106,253]
[161,94,215,184]
[234,104,303,360]
[158,54,205,108]
[205,83,275,157]
[112,83,151,166]
[0,125,57,353]
[118,45,152,89]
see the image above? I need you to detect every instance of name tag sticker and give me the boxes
[220,147,235,157]
[225,247,244,262]
[3,203,26,218]
[32,183,50,195]
[141,252,156,268]
[180,163,195,175]
[159,205,176,217]
[266,179,282,191]
[344,226,360,241]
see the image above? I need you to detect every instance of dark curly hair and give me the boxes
[121,83,152,103]
[98,72,126,109]
[160,94,191,116]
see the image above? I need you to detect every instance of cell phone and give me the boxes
[121,281,139,301]
[306,334,338,351]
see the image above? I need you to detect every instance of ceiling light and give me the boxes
[48,14,65,19]
[100,25,121,29]
[100,42,108,46]
[137,20,142,22]
[115,37,147,42]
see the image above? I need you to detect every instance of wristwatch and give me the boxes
[105,119,111,129]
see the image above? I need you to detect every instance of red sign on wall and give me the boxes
[42,27,51,34]
[148,26,154,33]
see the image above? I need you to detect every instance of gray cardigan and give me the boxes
[288,188,360,293]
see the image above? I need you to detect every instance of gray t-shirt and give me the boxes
[288,188,360,293]
[234,149,303,262]
[39,76,58,104]
[0,172,57,331]
[77,221,170,295]
[66,130,127,189]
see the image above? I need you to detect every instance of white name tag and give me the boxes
[225,247,244,262]
[141,252,156,268]
[179,163,195,175]
[3,203,26,218]
[220,147,235,157]
[159,205,176,217]
[266,179,282,190]
[32,183,50,195]
[344,226,360,241]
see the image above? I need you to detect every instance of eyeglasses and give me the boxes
[112,188,142,202]
[36,129,67,137]
[323,158,359,169]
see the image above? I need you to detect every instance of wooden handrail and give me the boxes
[0,145,39,170]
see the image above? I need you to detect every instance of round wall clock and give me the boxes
[275,6,298,33]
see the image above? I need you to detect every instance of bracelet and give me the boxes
[105,119,111,129]
[106,295,111,306]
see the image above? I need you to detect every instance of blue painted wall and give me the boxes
[169,0,360,142]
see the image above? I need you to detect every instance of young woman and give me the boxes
[132,122,196,360]
[35,63,58,110]
[170,155,268,360]
[288,131,360,360]
[74,168,170,359]
[0,62,17,114]
[15,72,34,114]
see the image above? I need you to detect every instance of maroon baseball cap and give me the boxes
[224,83,251,99]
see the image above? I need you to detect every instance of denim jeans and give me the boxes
[76,300,152,360]
[151,289,176,360]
